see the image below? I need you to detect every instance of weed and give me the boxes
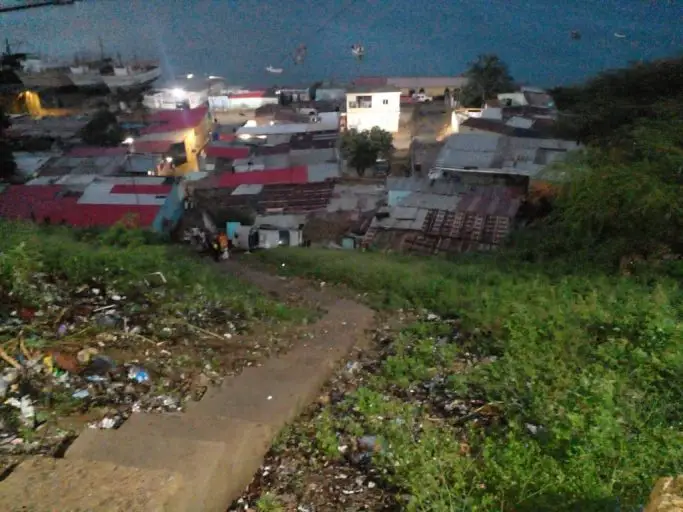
[255,492,284,512]
[0,221,305,323]
[255,247,683,511]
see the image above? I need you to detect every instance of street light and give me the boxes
[171,88,185,99]
[122,137,134,145]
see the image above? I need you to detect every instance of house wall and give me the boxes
[316,88,346,101]
[143,90,208,110]
[208,95,278,110]
[497,92,527,107]
[152,183,184,233]
[346,91,401,133]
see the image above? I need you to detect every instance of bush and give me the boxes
[0,220,297,322]
[255,247,683,510]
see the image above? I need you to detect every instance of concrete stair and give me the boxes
[0,270,375,511]
[0,457,183,512]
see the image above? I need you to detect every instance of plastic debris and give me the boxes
[128,366,150,383]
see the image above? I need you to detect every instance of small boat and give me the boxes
[614,32,626,38]
[570,30,581,40]
[266,66,283,74]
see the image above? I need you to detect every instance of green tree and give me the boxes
[80,109,124,146]
[367,126,393,160]
[341,128,394,176]
[0,106,17,182]
[529,117,683,263]
[549,56,683,145]
[459,54,515,107]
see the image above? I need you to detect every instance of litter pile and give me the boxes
[0,269,277,475]
[230,317,407,512]
[231,311,499,511]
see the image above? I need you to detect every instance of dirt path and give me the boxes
[0,261,377,512]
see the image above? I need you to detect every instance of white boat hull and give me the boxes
[102,67,162,91]
[68,72,105,87]
[16,71,73,88]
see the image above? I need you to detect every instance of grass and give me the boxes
[0,220,302,323]
[254,247,683,511]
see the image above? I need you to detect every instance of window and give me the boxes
[355,95,372,108]
[382,99,388,105]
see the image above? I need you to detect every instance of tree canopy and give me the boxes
[341,127,394,176]
[459,54,515,107]
[80,109,124,147]
[0,106,17,182]
[516,56,683,267]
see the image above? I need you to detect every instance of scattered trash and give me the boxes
[0,268,278,465]
[128,366,150,384]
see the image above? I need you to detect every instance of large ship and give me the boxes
[14,55,73,88]
[67,62,107,88]
[4,39,161,91]
[99,61,162,91]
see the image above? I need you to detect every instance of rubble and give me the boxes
[0,269,291,472]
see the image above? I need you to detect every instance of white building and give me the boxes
[143,77,226,110]
[345,85,402,134]
[208,91,278,111]
[497,86,556,109]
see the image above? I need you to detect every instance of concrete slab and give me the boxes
[118,412,274,443]
[0,457,182,512]
[194,358,328,424]
[66,427,268,512]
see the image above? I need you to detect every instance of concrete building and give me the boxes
[354,76,469,96]
[0,177,176,229]
[135,107,212,172]
[345,85,402,133]
[208,90,278,111]
[497,86,556,109]
[429,132,580,184]
[143,77,227,110]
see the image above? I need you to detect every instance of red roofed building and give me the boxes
[0,178,175,229]
[130,140,174,154]
[65,147,128,158]
[204,145,251,160]
[136,106,211,172]
[216,167,308,188]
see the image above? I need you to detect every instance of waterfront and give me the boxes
[0,0,679,87]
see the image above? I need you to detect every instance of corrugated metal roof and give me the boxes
[65,147,128,158]
[205,145,251,159]
[255,213,306,228]
[326,184,384,212]
[110,184,172,195]
[0,185,161,228]
[306,162,339,182]
[396,192,460,211]
[140,107,208,135]
[216,167,309,188]
[131,140,173,154]
[232,184,264,195]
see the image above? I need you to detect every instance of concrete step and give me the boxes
[65,424,266,512]
[0,457,182,512]
[118,411,273,445]
[192,356,329,424]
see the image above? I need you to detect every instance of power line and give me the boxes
[0,0,79,14]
